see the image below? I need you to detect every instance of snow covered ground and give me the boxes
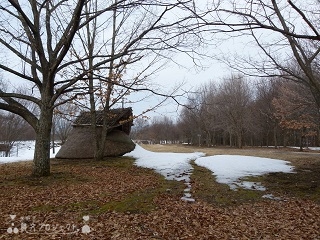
[125,145,206,201]
[195,155,293,191]
[0,141,60,164]
[1,142,294,199]
[125,144,295,201]
[125,144,205,182]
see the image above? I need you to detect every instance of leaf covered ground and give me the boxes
[0,146,320,239]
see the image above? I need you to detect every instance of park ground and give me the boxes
[0,144,320,239]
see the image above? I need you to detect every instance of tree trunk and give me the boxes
[273,125,278,149]
[206,131,211,147]
[299,129,304,152]
[91,117,100,161]
[283,130,288,148]
[94,0,117,160]
[51,121,55,154]
[229,132,232,147]
[96,120,108,160]
[212,130,216,146]
[237,132,242,148]
[316,125,320,147]
[33,108,53,177]
[299,135,303,151]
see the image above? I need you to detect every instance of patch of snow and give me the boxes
[307,147,320,151]
[195,155,294,191]
[181,196,196,202]
[0,141,60,164]
[288,146,320,151]
[181,182,195,202]
[230,181,266,191]
[181,192,195,202]
[262,194,283,201]
[125,145,205,182]
[125,144,205,201]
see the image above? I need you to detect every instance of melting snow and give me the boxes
[125,145,205,201]
[195,155,294,190]
[126,145,295,194]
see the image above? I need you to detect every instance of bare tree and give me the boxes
[199,83,224,147]
[0,0,91,176]
[179,81,233,147]
[0,0,202,176]
[53,102,78,145]
[191,0,320,108]
[178,91,205,145]
[0,111,30,156]
[71,0,203,160]
[273,80,319,150]
[130,117,149,140]
[54,117,72,145]
[252,79,281,147]
[215,74,252,148]
[178,107,197,144]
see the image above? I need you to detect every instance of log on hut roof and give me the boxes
[73,107,133,135]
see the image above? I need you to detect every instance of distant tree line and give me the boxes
[0,111,35,156]
[0,103,75,157]
[132,74,320,149]
[131,116,180,144]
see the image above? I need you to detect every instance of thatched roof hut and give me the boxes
[55,108,135,159]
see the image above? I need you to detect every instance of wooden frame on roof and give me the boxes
[73,107,133,135]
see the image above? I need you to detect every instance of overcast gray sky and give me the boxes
[126,34,255,121]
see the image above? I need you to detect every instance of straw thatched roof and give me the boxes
[73,107,133,134]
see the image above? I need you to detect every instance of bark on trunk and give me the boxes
[273,125,278,149]
[229,132,232,147]
[299,129,304,152]
[316,125,320,147]
[95,112,109,161]
[90,109,100,161]
[33,108,53,176]
[206,131,211,147]
[283,130,288,148]
[237,132,242,148]
[95,136,106,160]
